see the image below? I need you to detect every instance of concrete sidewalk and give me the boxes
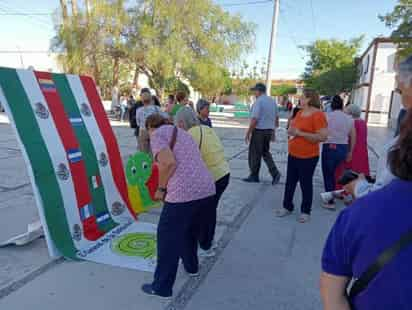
[0,112,383,310]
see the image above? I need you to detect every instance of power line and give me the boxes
[309,0,317,37]
[0,12,51,16]
[221,0,272,7]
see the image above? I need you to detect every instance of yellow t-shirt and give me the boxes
[188,125,230,182]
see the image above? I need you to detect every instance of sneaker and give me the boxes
[198,248,216,258]
[275,208,292,217]
[242,176,260,183]
[141,284,172,300]
[299,214,310,223]
[320,192,334,204]
[272,173,281,185]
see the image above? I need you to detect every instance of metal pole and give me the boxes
[265,0,280,96]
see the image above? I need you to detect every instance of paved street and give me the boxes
[0,112,383,310]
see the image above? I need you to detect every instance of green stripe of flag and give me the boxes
[52,74,117,232]
[0,68,77,258]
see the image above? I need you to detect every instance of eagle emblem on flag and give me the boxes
[111,201,125,216]
[34,102,49,119]
[80,103,92,117]
[72,224,82,241]
[99,152,108,167]
[56,163,70,180]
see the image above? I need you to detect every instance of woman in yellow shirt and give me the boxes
[175,106,230,257]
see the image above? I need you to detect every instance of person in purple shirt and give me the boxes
[141,114,215,299]
[320,109,412,309]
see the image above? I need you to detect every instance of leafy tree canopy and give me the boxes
[301,37,363,95]
[380,0,412,58]
[53,0,255,99]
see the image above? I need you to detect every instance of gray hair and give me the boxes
[346,104,362,119]
[196,99,210,113]
[398,55,412,86]
[174,106,200,130]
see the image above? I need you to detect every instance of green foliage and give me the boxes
[271,84,297,96]
[231,60,266,100]
[380,0,412,58]
[301,37,363,95]
[53,0,255,99]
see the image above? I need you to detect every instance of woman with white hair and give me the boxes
[175,106,230,257]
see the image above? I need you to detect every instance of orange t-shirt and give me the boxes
[288,110,327,159]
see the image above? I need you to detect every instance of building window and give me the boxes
[364,55,370,75]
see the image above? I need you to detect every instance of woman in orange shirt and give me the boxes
[276,89,328,223]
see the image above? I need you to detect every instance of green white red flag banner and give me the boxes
[0,67,157,272]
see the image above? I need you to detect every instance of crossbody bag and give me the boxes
[349,229,412,309]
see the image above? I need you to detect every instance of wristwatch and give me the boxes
[157,187,167,194]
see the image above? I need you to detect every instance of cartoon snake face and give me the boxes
[126,152,153,186]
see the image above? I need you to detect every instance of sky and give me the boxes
[0,0,399,79]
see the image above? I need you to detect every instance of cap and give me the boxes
[196,99,210,113]
[140,88,151,95]
[250,82,266,93]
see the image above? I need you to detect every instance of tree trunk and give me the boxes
[71,0,79,17]
[133,64,139,87]
[113,57,120,87]
[60,0,69,24]
[92,54,101,86]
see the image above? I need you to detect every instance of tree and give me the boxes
[52,0,255,99]
[380,0,412,57]
[301,37,363,95]
[127,0,255,98]
[231,60,266,100]
[271,84,297,96]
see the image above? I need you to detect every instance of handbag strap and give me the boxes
[349,229,412,300]
[199,126,203,151]
[170,126,178,150]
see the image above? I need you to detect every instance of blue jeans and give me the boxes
[321,143,349,196]
[283,155,319,215]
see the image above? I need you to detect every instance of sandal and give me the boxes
[299,214,310,223]
[275,208,292,217]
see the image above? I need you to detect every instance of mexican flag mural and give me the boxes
[0,67,157,272]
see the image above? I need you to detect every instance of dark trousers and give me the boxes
[198,174,230,251]
[283,155,319,215]
[321,144,348,193]
[248,129,279,178]
[152,197,210,296]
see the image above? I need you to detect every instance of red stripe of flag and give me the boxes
[80,76,136,220]
[35,71,104,241]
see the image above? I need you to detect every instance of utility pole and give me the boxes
[265,0,280,96]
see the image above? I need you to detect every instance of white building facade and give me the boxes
[353,38,401,127]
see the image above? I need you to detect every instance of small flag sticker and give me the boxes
[80,204,94,220]
[92,175,101,189]
[69,117,83,127]
[96,212,110,225]
[38,78,57,92]
[67,149,82,163]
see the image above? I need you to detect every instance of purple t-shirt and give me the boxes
[322,179,412,309]
[150,125,215,203]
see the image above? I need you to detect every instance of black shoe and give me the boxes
[272,173,281,185]
[242,176,260,183]
[141,284,172,300]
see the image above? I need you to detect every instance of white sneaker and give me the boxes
[198,248,216,258]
